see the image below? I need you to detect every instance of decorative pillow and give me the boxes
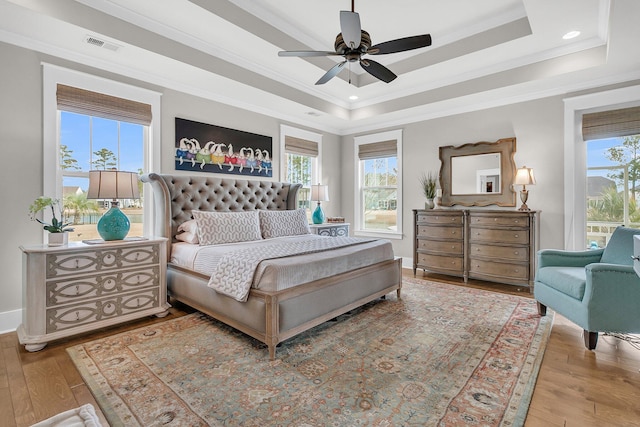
[175,231,199,244]
[259,209,310,239]
[192,210,262,245]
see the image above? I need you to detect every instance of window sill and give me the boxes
[354,230,403,240]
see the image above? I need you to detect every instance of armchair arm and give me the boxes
[537,248,604,269]
[583,263,640,331]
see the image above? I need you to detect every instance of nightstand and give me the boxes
[309,223,350,237]
[18,237,170,352]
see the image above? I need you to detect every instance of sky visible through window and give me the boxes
[61,111,144,191]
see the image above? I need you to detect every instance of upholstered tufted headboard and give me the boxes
[141,174,302,255]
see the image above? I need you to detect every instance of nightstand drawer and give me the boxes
[46,266,160,306]
[46,244,159,278]
[46,288,160,333]
[309,223,349,237]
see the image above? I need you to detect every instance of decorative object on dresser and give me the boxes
[439,137,517,207]
[419,171,437,209]
[310,183,329,224]
[87,169,140,241]
[514,166,536,211]
[28,196,74,246]
[17,237,169,352]
[413,209,540,288]
[309,222,350,237]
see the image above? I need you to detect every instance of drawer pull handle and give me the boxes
[515,220,519,223]
[514,234,519,238]
[514,251,519,255]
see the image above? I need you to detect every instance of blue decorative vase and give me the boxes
[97,206,130,240]
[312,203,325,224]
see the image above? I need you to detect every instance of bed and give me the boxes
[142,173,402,359]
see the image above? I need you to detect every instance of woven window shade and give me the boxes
[358,139,397,160]
[285,135,318,156]
[56,84,152,126]
[582,106,640,141]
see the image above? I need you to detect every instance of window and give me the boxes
[564,85,640,249]
[280,125,321,219]
[354,130,403,238]
[43,64,161,241]
[584,107,640,247]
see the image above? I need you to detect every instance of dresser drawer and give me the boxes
[417,213,463,225]
[469,259,529,281]
[469,215,529,228]
[469,227,529,245]
[46,266,160,307]
[469,244,529,262]
[46,244,159,278]
[417,239,464,255]
[46,288,160,333]
[417,225,463,240]
[417,253,464,273]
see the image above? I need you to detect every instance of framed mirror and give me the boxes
[439,137,517,207]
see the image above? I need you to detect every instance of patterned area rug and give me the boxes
[68,278,552,426]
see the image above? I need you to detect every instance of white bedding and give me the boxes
[170,234,394,293]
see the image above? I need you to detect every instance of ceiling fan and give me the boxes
[278,0,432,85]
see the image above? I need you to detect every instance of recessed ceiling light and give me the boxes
[349,95,359,100]
[563,31,581,40]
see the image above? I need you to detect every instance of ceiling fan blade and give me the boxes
[368,34,432,55]
[278,51,341,57]
[315,61,347,85]
[360,59,397,83]
[340,11,361,49]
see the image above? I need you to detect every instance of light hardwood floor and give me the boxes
[1,269,639,426]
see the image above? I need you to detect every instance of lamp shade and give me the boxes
[514,167,536,186]
[310,184,329,202]
[87,170,140,200]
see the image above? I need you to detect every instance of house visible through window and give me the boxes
[354,130,402,238]
[56,83,151,242]
[584,106,640,248]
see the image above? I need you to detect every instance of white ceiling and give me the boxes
[1,0,639,135]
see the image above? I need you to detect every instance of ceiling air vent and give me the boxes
[84,35,121,52]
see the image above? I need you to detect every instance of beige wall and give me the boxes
[0,41,341,330]
[341,97,566,262]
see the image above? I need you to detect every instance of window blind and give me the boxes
[56,84,152,126]
[582,106,640,141]
[358,139,397,160]
[284,135,318,156]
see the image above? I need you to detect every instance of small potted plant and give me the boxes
[29,196,74,246]
[419,172,438,209]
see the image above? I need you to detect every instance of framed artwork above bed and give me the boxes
[175,117,273,177]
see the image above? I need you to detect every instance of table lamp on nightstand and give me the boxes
[87,169,140,240]
[311,184,329,224]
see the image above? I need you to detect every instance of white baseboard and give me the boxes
[0,308,22,334]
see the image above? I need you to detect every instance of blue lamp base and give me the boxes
[312,203,325,224]
[97,206,130,241]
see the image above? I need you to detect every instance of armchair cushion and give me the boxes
[536,266,586,300]
[600,226,640,265]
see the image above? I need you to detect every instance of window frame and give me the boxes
[280,124,322,209]
[43,64,161,238]
[564,84,640,250]
[353,129,403,239]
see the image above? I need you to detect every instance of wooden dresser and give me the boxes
[413,209,539,288]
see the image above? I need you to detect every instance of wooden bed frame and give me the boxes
[142,173,402,359]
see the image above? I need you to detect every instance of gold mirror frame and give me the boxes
[439,137,517,207]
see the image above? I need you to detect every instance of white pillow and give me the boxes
[178,219,198,234]
[175,231,199,244]
[192,210,262,245]
[259,209,310,239]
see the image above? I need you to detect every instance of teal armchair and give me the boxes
[534,226,640,349]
